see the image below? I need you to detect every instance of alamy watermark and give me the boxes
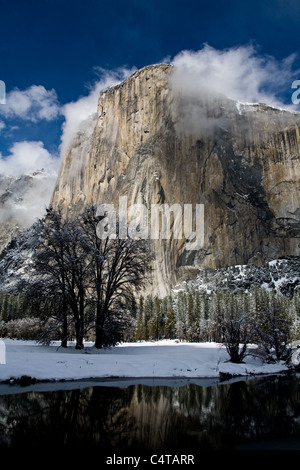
[96,196,205,250]
[0,340,6,364]
[292,80,300,105]
[0,80,5,105]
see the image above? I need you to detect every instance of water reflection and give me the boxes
[0,375,299,454]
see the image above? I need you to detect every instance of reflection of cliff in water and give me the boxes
[0,375,300,453]
[0,386,137,452]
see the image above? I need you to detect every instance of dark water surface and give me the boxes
[0,374,299,461]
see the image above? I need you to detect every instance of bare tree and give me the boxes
[33,207,90,349]
[221,312,252,363]
[81,207,153,349]
[32,206,153,349]
[221,293,253,363]
[254,300,293,363]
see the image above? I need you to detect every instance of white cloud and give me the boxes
[0,85,60,122]
[169,44,299,109]
[0,141,60,228]
[0,170,58,228]
[0,141,59,177]
[60,66,136,157]
[0,65,136,189]
[166,44,300,137]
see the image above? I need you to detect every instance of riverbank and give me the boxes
[0,338,291,387]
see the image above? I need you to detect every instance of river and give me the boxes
[0,374,299,461]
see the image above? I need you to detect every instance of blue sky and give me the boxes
[0,0,300,176]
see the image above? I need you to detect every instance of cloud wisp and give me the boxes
[0,142,60,229]
[0,169,58,229]
[0,66,136,176]
[0,141,59,178]
[0,66,137,230]
[0,85,60,122]
[60,66,137,157]
[169,44,299,109]
[167,44,299,137]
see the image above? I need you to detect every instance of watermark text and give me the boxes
[0,80,5,105]
[106,454,195,466]
[96,196,205,250]
[292,80,300,105]
[0,340,6,364]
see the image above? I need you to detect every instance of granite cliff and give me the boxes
[50,64,300,297]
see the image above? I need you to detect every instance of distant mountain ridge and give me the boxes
[0,170,57,253]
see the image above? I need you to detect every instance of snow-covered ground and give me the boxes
[0,339,290,386]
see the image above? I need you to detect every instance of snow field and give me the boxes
[0,338,289,384]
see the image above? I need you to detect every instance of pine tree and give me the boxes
[174,290,188,340]
[164,296,176,339]
[135,312,144,341]
[254,290,293,362]
[135,296,145,341]
[147,316,157,340]
[291,289,300,340]
[143,295,154,340]
[0,294,9,322]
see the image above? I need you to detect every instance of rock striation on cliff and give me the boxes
[50,64,300,297]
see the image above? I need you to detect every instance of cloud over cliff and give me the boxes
[167,44,299,137]
[0,141,59,231]
[170,44,299,108]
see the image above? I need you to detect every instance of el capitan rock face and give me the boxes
[50,64,300,296]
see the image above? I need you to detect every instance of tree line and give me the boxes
[136,286,300,363]
[1,272,299,363]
